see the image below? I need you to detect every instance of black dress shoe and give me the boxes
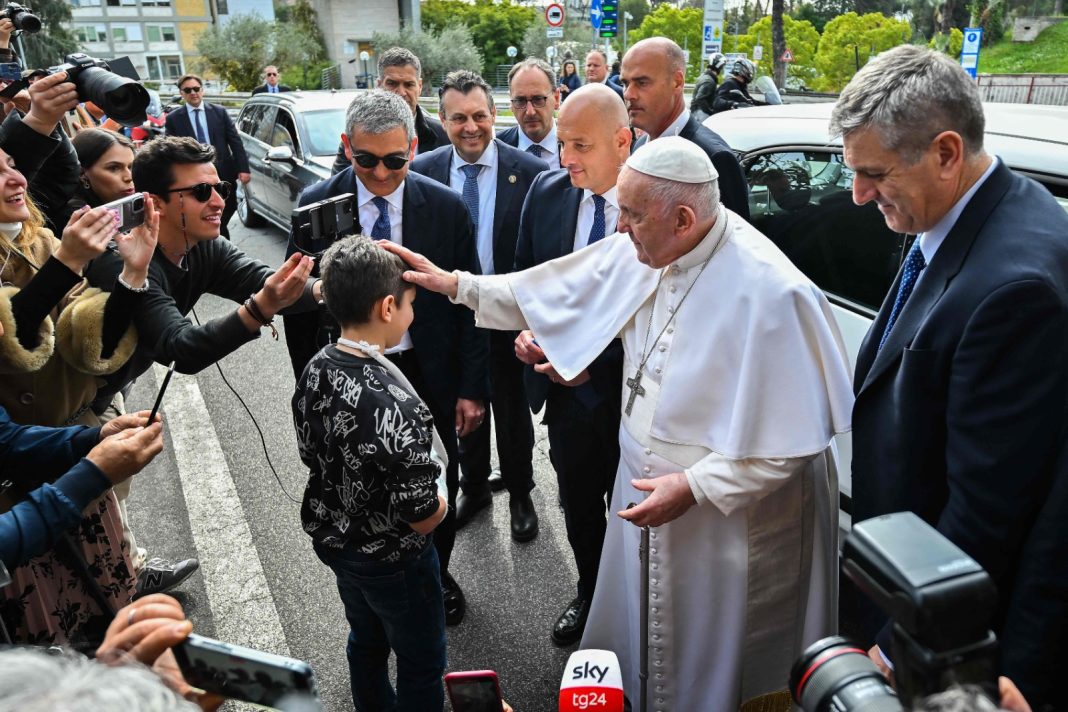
[509,492,538,542]
[487,467,505,492]
[441,571,466,626]
[551,597,590,646]
[455,489,492,529]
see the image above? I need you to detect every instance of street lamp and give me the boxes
[623,11,634,52]
[359,50,370,88]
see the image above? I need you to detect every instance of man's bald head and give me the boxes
[620,37,688,136]
[556,84,632,195]
[625,38,687,75]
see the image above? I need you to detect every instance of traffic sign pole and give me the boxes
[960,27,983,79]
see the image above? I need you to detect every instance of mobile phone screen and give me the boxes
[447,677,502,712]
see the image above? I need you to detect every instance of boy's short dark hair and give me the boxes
[320,235,411,326]
[132,136,215,197]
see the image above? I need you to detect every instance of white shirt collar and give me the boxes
[355,174,405,212]
[650,108,690,141]
[451,139,497,170]
[918,156,999,263]
[516,122,557,157]
[582,184,618,210]
[186,102,206,114]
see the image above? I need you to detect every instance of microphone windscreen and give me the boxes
[559,649,625,712]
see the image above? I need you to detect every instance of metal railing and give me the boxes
[977,74,1068,106]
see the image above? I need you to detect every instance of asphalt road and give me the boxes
[126,218,581,712]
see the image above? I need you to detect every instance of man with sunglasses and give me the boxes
[251,66,292,95]
[165,74,250,238]
[285,90,488,626]
[497,58,561,170]
[411,70,548,546]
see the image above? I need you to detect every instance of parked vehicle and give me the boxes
[705,102,1068,524]
[234,90,359,231]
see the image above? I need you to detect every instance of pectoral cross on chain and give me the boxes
[625,368,646,416]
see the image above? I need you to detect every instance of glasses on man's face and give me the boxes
[352,151,409,170]
[164,181,232,202]
[510,95,549,110]
[445,113,493,126]
[266,72,278,77]
[181,86,202,94]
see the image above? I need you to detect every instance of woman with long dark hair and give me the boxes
[559,60,582,102]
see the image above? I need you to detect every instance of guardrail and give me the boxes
[977,74,1068,106]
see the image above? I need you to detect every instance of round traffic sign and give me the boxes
[507,45,518,58]
[546,3,565,27]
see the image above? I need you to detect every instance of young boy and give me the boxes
[293,235,448,712]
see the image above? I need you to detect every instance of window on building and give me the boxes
[74,24,108,42]
[146,55,183,81]
[105,0,138,6]
[142,0,172,6]
[146,24,176,42]
[111,24,143,42]
[71,0,103,7]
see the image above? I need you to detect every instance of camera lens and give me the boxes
[11,8,41,33]
[790,636,902,712]
[75,67,149,127]
[133,196,144,210]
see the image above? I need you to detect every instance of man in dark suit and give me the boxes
[585,49,623,100]
[250,65,293,95]
[412,70,547,543]
[512,83,630,645]
[836,46,1068,710]
[165,73,250,238]
[330,47,449,175]
[621,38,749,220]
[497,58,561,170]
[284,90,489,626]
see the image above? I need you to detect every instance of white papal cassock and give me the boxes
[452,207,854,711]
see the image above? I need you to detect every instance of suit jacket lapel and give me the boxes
[401,175,428,252]
[559,185,583,256]
[857,161,1015,394]
[493,140,521,252]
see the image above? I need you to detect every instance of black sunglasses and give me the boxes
[181,86,202,94]
[164,181,232,202]
[266,72,278,76]
[352,151,409,170]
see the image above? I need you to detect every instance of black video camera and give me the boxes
[48,53,150,127]
[790,512,999,711]
[290,193,356,258]
[1,3,40,33]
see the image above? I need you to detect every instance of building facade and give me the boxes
[310,0,418,88]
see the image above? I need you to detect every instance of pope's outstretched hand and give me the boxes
[378,240,459,299]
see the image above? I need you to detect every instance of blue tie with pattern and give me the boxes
[878,238,926,351]
[588,194,607,245]
[461,164,482,230]
[526,144,545,159]
[370,197,391,240]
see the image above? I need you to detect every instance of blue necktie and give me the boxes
[878,239,926,351]
[588,194,607,245]
[192,108,205,143]
[370,197,391,240]
[461,164,482,230]
[526,144,545,159]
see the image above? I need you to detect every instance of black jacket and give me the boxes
[712,77,758,114]
[851,162,1068,709]
[330,106,449,175]
[690,70,719,116]
[0,110,80,234]
[677,116,750,221]
[165,103,250,181]
[251,84,293,95]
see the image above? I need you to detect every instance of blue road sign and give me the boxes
[590,0,603,30]
[960,26,983,80]
[704,25,713,41]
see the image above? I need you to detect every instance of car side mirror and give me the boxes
[265,145,295,163]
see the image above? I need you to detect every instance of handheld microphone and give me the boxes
[559,649,624,712]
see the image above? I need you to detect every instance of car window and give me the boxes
[302,109,347,156]
[273,109,301,158]
[253,106,278,145]
[239,104,264,136]
[743,150,905,312]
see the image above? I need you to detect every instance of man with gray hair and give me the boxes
[838,45,1068,709]
[385,136,853,710]
[285,90,489,627]
[620,37,750,219]
[497,57,561,169]
[330,47,449,174]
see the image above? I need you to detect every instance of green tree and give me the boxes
[628,4,704,80]
[195,14,275,91]
[734,15,821,86]
[422,0,536,76]
[928,26,964,55]
[20,0,78,69]
[620,0,652,30]
[968,0,1005,45]
[812,11,911,91]
[371,24,483,93]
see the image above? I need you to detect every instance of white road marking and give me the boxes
[153,364,290,655]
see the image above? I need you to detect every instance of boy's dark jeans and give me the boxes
[315,540,447,712]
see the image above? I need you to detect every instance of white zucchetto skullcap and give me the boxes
[626,136,719,184]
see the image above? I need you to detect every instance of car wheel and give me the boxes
[237,181,266,228]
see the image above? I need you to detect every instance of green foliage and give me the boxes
[927,27,964,55]
[194,12,325,91]
[733,15,821,86]
[20,0,78,69]
[979,19,1068,73]
[968,0,1006,45]
[371,24,483,92]
[620,0,652,29]
[421,0,536,76]
[812,11,912,91]
[629,4,705,81]
[290,0,328,58]
[279,60,334,90]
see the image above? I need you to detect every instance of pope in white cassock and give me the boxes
[383,137,855,711]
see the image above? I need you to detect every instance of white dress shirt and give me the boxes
[448,141,499,275]
[516,122,560,170]
[573,185,620,252]
[355,176,412,352]
[651,108,691,141]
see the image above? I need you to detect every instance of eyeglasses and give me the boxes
[181,86,202,94]
[352,151,409,170]
[164,181,232,202]
[445,113,494,126]
[266,72,278,77]
[510,95,549,109]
